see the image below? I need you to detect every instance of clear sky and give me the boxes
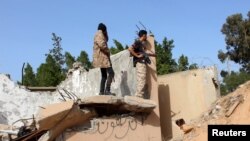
[0,0,249,82]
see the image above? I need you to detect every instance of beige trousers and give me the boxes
[135,62,146,97]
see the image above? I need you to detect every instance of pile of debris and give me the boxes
[183,81,250,141]
[0,95,156,141]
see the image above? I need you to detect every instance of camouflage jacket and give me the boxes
[92,30,111,68]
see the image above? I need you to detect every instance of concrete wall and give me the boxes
[158,66,220,140]
[60,50,137,98]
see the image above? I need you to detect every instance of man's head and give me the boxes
[98,23,108,41]
[138,30,147,41]
[98,23,107,32]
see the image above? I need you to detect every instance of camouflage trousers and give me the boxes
[135,62,146,98]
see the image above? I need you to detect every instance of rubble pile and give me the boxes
[0,50,143,141]
[0,36,160,141]
[183,81,250,141]
[0,50,136,127]
[0,74,61,126]
[0,95,156,141]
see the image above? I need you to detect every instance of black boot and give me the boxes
[105,90,116,96]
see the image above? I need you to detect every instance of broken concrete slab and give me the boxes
[225,99,241,117]
[24,101,96,141]
[81,95,123,105]
[36,101,75,130]
[38,108,95,141]
[122,96,157,112]
[80,95,157,113]
[0,124,12,130]
[26,94,157,141]
[0,132,9,141]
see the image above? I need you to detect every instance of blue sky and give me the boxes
[0,0,249,82]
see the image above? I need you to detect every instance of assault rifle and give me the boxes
[133,51,156,67]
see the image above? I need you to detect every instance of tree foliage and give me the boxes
[218,11,250,72]
[178,54,189,71]
[23,33,95,86]
[189,63,198,70]
[65,51,75,70]
[36,55,65,86]
[156,37,178,75]
[23,63,37,86]
[46,33,65,67]
[77,51,92,70]
[220,71,250,95]
[110,39,125,54]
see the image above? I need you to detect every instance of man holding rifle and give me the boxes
[128,30,156,98]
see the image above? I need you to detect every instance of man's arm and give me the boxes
[128,46,143,58]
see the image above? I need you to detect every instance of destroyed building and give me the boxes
[0,36,222,141]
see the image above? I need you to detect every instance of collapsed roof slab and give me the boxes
[36,101,96,141]
[80,95,157,114]
[23,95,156,141]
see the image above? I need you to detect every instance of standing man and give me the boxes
[93,23,115,95]
[128,30,155,98]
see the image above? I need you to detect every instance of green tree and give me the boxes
[36,55,65,86]
[77,51,92,70]
[218,11,250,72]
[23,63,37,86]
[220,70,229,78]
[110,39,125,54]
[156,37,177,75]
[178,54,189,71]
[47,33,65,67]
[189,63,198,70]
[65,51,75,70]
[220,71,250,95]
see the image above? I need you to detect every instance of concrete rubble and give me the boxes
[0,36,162,141]
[1,35,241,141]
[42,96,156,141]
[0,95,156,141]
[0,50,136,127]
[67,62,87,77]
[183,81,250,141]
[0,63,231,141]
